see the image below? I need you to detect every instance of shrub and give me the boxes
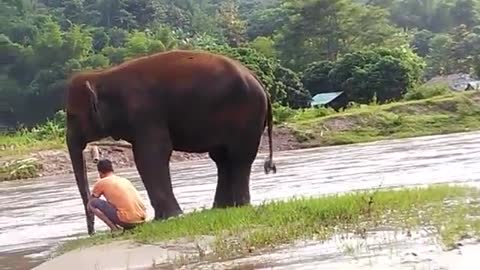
[329,46,426,104]
[301,61,337,95]
[0,158,41,181]
[290,107,336,122]
[404,83,451,101]
[272,103,296,123]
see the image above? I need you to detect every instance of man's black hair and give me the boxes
[97,159,114,174]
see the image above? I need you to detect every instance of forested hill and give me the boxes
[2,0,480,127]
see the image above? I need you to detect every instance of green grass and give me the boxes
[59,184,480,262]
[0,111,66,157]
[0,134,64,156]
[284,91,480,146]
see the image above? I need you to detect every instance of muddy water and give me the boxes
[2,131,480,269]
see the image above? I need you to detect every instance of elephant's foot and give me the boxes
[151,195,183,220]
[153,204,183,220]
[212,197,234,208]
[212,176,234,208]
[212,166,252,208]
[213,195,249,208]
[231,189,250,207]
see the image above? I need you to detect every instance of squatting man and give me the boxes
[87,159,147,232]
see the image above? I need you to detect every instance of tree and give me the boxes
[215,0,247,46]
[245,7,288,40]
[0,34,23,66]
[448,24,480,73]
[329,47,426,103]
[450,0,480,29]
[410,29,434,57]
[424,33,454,78]
[275,66,312,108]
[192,37,310,108]
[276,0,407,70]
[249,36,277,58]
[301,60,338,95]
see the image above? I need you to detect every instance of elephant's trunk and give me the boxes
[66,127,95,235]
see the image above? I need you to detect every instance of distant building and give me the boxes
[310,91,347,111]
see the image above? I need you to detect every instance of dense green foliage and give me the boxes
[2,0,480,128]
[302,47,426,103]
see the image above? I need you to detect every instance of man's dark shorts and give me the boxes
[90,198,137,229]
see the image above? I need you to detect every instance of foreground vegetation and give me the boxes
[59,184,480,264]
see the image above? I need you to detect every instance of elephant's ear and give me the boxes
[85,80,99,113]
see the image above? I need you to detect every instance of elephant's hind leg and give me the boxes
[209,147,233,208]
[225,138,261,208]
[132,128,183,220]
[228,158,254,207]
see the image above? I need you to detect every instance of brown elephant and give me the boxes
[65,49,277,235]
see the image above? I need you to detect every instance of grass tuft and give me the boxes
[0,158,41,181]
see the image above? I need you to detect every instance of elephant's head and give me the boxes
[65,73,112,235]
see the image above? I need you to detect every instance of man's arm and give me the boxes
[90,180,105,199]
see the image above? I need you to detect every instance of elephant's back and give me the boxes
[102,49,268,119]
[114,51,269,149]
[107,49,246,78]
[104,50,266,111]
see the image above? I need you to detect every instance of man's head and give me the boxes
[97,159,114,178]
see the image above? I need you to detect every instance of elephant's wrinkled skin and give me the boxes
[65,50,277,235]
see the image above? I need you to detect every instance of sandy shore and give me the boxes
[33,228,479,270]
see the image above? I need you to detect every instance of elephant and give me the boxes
[64,49,277,235]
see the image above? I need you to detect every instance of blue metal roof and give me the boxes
[311,91,344,106]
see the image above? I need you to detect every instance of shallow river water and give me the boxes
[2,131,480,270]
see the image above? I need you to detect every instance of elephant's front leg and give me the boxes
[132,129,183,220]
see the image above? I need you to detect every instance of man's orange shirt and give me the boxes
[92,175,147,224]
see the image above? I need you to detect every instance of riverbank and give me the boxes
[41,184,480,269]
[0,127,301,180]
[284,91,480,147]
[2,91,480,181]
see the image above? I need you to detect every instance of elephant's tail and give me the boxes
[247,69,277,175]
[264,93,277,175]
